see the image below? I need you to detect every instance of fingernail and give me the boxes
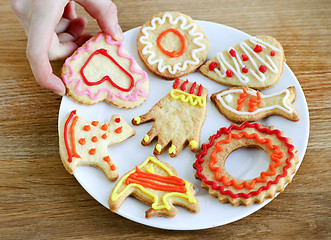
[114,24,124,41]
[52,84,66,96]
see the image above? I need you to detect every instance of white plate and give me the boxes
[58,20,309,230]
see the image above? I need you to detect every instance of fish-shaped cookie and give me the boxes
[200,35,285,90]
[59,110,135,181]
[109,156,199,218]
[211,86,299,122]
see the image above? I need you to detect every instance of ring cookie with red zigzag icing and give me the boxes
[211,86,299,123]
[200,35,285,90]
[62,32,149,108]
[59,110,135,181]
[194,122,298,206]
[132,78,208,157]
[109,156,199,218]
[137,11,209,79]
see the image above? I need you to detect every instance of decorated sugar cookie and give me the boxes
[211,86,299,122]
[194,122,298,206]
[137,11,209,79]
[59,110,135,181]
[62,32,149,108]
[109,156,199,218]
[200,35,285,89]
[132,78,208,157]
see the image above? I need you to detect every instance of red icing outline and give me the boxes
[194,122,295,199]
[80,48,134,92]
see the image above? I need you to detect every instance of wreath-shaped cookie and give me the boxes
[194,122,298,206]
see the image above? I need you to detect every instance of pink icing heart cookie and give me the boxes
[61,32,149,108]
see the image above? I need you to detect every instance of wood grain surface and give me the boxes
[0,0,330,239]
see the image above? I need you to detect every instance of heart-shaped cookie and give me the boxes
[62,33,149,108]
[199,35,285,90]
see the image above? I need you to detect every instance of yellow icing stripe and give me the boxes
[110,156,197,210]
[189,140,198,149]
[146,164,154,173]
[170,89,206,107]
[133,116,141,124]
[168,145,176,155]
[155,144,162,153]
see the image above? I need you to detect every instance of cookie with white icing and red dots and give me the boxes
[61,32,149,108]
[59,110,135,181]
[200,35,285,90]
[137,11,209,79]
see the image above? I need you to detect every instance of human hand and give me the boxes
[132,79,208,157]
[11,0,123,95]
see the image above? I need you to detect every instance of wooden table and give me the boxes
[1,0,330,239]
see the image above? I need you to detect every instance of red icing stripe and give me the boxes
[189,82,197,94]
[194,122,295,199]
[197,84,203,97]
[173,78,180,89]
[64,110,76,163]
[181,79,189,91]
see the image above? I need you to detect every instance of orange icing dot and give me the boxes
[101,124,108,131]
[102,133,107,139]
[83,125,91,131]
[91,136,98,142]
[209,131,283,190]
[78,138,86,145]
[115,126,123,134]
[89,148,96,155]
[91,121,99,126]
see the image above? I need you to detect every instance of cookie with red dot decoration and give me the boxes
[59,110,135,181]
[199,36,285,90]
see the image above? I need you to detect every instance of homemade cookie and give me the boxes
[59,110,135,181]
[200,35,285,89]
[109,156,199,218]
[194,122,298,206]
[137,11,209,79]
[211,86,299,122]
[62,32,149,108]
[132,78,208,157]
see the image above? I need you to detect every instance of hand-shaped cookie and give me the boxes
[132,79,208,157]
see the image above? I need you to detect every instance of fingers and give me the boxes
[63,1,77,20]
[74,0,123,41]
[26,2,68,95]
[141,126,158,146]
[132,112,154,126]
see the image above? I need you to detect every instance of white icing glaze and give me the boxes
[216,88,293,115]
[225,94,233,103]
[139,13,206,74]
[214,37,281,83]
